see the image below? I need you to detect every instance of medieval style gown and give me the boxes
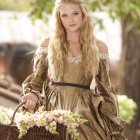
[22,46,126,140]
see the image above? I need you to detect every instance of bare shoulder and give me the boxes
[38,37,50,48]
[96,40,108,53]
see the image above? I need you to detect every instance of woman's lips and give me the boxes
[69,24,76,27]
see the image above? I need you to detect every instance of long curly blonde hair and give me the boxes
[48,0,99,81]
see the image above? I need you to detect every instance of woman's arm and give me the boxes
[93,40,126,139]
[21,37,50,110]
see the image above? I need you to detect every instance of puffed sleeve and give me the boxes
[94,53,126,139]
[21,46,48,100]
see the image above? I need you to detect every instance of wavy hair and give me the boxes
[48,0,99,81]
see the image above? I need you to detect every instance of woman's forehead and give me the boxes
[59,3,81,13]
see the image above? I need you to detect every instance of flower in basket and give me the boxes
[16,112,35,138]
[0,106,14,125]
[0,105,87,140]
[35,107,87,139]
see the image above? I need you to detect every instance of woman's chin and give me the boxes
[66,28,80,33]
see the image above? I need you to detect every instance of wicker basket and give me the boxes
[0,102,66,140]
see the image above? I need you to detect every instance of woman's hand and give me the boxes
[21,93,38,110]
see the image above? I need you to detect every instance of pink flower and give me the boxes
[51,110,60,116]
[34,112,39,119]
[48,114,54,122]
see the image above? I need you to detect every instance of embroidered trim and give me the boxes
[67,56,82,63]
[35,47,48,55]
[100,53,109,60]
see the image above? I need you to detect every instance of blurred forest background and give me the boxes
[0,0,140,139]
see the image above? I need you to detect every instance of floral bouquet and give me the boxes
[0,105,87,140]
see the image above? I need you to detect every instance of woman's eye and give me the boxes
[74,12,79,15]
[61,14,67,17]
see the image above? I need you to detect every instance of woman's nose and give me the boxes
[68,15,74,22]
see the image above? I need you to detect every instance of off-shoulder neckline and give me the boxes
[35,47,109,61]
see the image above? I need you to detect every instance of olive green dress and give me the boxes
[22,47,126,140]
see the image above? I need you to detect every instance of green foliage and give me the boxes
[117,95,137,123]
[0,0,30,11]
[28,0,55,21]
[90,0,140,30]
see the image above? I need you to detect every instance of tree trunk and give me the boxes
[120,19,140,140]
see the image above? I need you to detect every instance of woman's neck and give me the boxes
[66,31,82,57]
[67,31,80,44]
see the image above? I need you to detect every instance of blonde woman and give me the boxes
[21,0,126,139]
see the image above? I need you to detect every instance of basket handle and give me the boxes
[10,101,26,125]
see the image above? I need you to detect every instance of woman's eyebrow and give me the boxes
[60,10,80,14]
[72,10,80,13]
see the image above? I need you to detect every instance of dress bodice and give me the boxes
[63,56,92,86]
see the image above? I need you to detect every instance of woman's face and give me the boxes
[59,3,83,33]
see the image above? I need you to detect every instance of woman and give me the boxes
[21,0,126,139]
